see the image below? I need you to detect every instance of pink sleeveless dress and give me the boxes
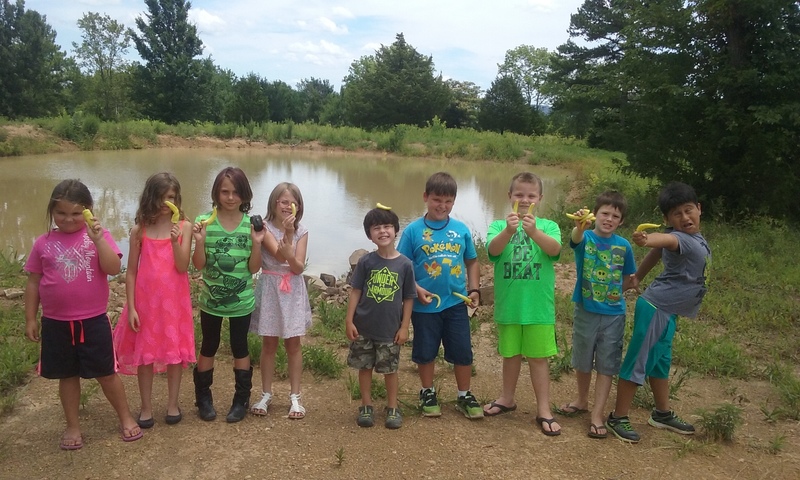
[113,226,196,374]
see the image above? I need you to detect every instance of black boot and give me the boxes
[226,367,252,423]
[193,367,217,421]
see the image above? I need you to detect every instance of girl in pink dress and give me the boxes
[113,172,195,427]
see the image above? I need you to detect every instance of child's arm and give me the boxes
[465,257,481,306]
[191,221,207,270]
[522,214,561,256]
[247,225,267,274]
[24,273,42,342]
[344,288,361,341]
[488,212,519,256]
[87,222,121,275]
[632,231,679,252]
[171,221,193,273]
[395,297,413,345]
[125,226,142,332]
[569,208,593,244]
[634,246,663,284]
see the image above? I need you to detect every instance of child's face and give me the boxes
[274,190,298,221]
[665,202,702,234]
[52,200,87,233]
[368,223,397,248]
[593,204,623,237]
[508,180,541,214]
[216,177,243,212]
[160,188,178,217]
[423,192,455,221]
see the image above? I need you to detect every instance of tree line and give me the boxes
[1,0,798,220]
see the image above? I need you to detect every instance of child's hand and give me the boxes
[170,223,182,243]
[282,215,295,233]
[574,208,593,230]
[467,291,480,307]
[622,274,641,294]
[345,323,359,341]
[394,327,409,345]
[416,286,433,304]
[632,230,647,247]
[25,319,40,342]
[85,217,103,242]
[128,309,141,332]
[521,212,538,234]
[251,224,266,245]
[192,222,207,242]
[505,211,520,233]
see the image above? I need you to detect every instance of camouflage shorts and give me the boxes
[347,336,401,374]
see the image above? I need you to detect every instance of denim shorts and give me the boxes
[571,303,625,376]
[411,303,473,366]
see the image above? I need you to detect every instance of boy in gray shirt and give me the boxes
[606,182,711,443]
[345,206,416,429]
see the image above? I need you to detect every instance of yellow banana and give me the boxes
[452,292,473,305]
[527,203,535,215]
[202,206,218,226]
[636,223,661,232]
[427,293,441,308]
[164,201,180,223]
[513,200,519,213]
[292,203,298,216]
[565,213,582,220]
[376,202,391,211]
[82,208,94,227]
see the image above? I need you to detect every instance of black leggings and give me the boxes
[199,311,251,359]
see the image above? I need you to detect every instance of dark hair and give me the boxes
[266,182,304,230]
[137,172,182,226]
[658,182,698,216]
[425,171,457,197]
[594,190,628,219]
[47,179,93,231]
[211,167,253,213]
[509,172,543,194]
[363,208,400,238]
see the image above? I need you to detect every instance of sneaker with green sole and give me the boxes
[605,412,640,443]
[648,409,695,434]
[385,407,403,429]
[455,391,484,419]
[419,388,441,417]
[356,405,374,427]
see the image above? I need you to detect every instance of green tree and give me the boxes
[297,77,334,123]
[72,12,133,120]
[441,79,481,129]
[0,0,67,118]
[342,33,450,129]
[497,45,553,109]
[263,80,302,123]
[131,0,207,123]
[227,73,269,124]
[479,75,530,135]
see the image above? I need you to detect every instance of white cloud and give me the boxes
[318,17,348,34]
[527,0,557,13]
[191,9,226,35]
[332,6,354,19]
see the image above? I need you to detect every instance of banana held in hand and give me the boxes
[82,208,95,227]
[636,223,661,232]
[527,203,535,215]
[202,206,218,226]
[427,293,441,308]
[452,292,473,305]
[376,202,391,211]
[164,201,180,223]
[513,200,519,214]
[292,203,298,216]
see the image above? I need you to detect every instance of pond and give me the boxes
[0,149,569,277]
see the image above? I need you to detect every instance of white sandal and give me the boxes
[288,393,306,420]
[250,391,272,416]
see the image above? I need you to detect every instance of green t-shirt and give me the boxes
[196,212,255,317]
[487,218,561,325]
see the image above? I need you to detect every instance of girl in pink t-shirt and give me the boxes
[113,172,196,428]
[24,179,142,450]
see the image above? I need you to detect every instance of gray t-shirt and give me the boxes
[642,231,711,318]
[350,252,416,342]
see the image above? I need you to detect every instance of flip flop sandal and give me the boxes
[556,403,589,416]
[288,393,306,420]
[536,417,562,436]
[120,425,144,442]
[251,391,273,416]
[588,423,608,439]
[483,401,517,416]
[60,434,83,451]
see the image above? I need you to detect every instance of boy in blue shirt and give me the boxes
[606,182,711,443]
[397,172,483,419]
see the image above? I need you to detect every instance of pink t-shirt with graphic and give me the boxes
[24,227,121,321]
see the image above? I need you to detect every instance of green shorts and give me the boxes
[496,323,557,359]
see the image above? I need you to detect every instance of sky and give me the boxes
[26,0,585,92]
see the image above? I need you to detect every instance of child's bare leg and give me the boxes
[528,357,560,432]
[359,369,373,406]
[453,364,472,392]
[96,373,139,436]
[591,373,613,426]
[284,336,302,395]
[562,369,592,412]
[59,377,82,444]
[385,372,398,409]
[418,361,435,389]
[136,364,154,420]
[166,364,182,416]
[484,355,521,414]
[259,336,279,393]
[612,378,639,417]
[649,377,670,412]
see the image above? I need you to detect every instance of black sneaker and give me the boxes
[384,407,403,429]
[648,409,695,434]
[357,405,374,427]
[455,391,484,419]
[605,412,640,443]
[419,388,441,417]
